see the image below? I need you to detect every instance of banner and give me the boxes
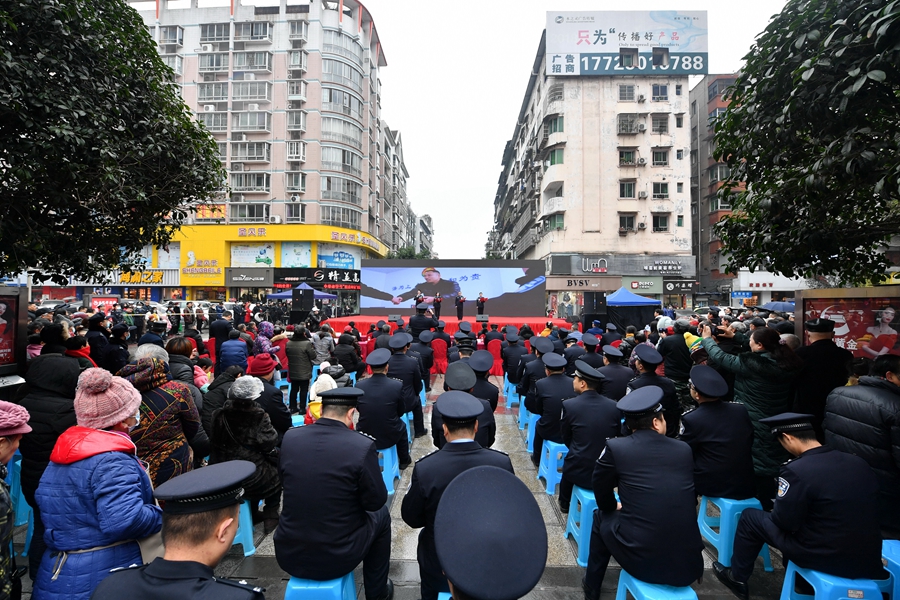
[231,242,276,268]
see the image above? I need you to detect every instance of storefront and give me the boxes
[543,275,620,320]
[274,267,361,315]
[730,270,809,307]
[226,268,274,302]
[114,269,183,302]
[662,279,700,309]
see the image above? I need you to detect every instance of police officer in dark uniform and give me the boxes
[558,361,620,514]
[356,349,411,469]
[432,362,495,449]
[586,320,604,336]
[599,323,622,347]
[707,306,722,327]
[91,461,265,600]
[371,320,387,338]
[433,320,451,347]
[483,324,504,344]
[455,292,466,321]
[563,334,586,376]
[409,303,439,341]
[584,387,704,599]
[627,344,680,437]
[529,352,574,466]
[517,337,555,411]
[401,392,514,600]
[434,466,547,600]
[793,318,853,439]
[713,413,886,600]
[469,350,500,412]
[275,388,394,600]
[394,319,407,334]
[578,333,606,369]
[597,345,632,401]
[388,334,426,438]
[409,331,435,390]
[501,333,528,386]
[678,365,755,499]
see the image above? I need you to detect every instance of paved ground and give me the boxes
[14,372,787,599]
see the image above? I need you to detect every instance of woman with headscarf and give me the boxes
[33,369,161,599]
[252,321,287,358]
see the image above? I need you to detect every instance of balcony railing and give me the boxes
[232,112,272,132]
[288,81,307,102]
[321,72,362,94]
[323,189,362,205]
[322,161,362,178]
[321,131,362,150]
[323,43,363,66]
[289,21,309,42]
[198,54,229,72]
[322,102,362,121]
[286,111,307,132]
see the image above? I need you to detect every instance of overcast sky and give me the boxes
[361,1,790,259]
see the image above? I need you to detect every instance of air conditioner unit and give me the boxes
[232,162,244,171]
[637,157,647,165]
[269,215,282,224]
[290,195,300,202]
[637,94,646,102]
[203,105,216,112]
[247,103,259,111]
[638,191,648,199]
[638,123,647,131]
[638,222,647,229]
[245,73,255,80]
[232,194,244,201]
[238,134,248,141]
[201,44,213,52]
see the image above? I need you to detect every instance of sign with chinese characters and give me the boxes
[545,11,708,76]
[731,291,754,299]
[572,255,696,278]
[329,230,381,252]
[622,276,663,294]
[225,268,273,287]
[237,227,267,237]
[231,243,275,268]
[317,243,362,270]
[118,271,165,285]
[800,295,900,357]
[643,260,685,274]
[663,279,699,293]
[281,242,312,268]
[274,268,360,289]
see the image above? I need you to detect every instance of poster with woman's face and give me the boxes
[803,297,899,358]
[0,297,18,366]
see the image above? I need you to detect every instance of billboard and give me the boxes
[360,260,546,317]
[799,294,900,358]
[545,11,708,76]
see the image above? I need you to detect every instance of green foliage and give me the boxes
[714,0,900,286]
[0,0,225,284]
[387,246,432,260]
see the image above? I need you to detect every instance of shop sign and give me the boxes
[118,271,164,285]
[237,227,267,237]
[663,279,699,293]
[226,268,273,287]
[643,260,685,274]
[731,291,753,299]
[622,276,664,294]
[330,230,381,252]
[574,255,696,277]
[323,283,361,290]
[581,258,608,273]
[545,276,619,290]
[275,268,360,287]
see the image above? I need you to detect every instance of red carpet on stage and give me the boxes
[324,316,571,337]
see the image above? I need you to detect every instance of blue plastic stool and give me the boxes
[615,569,698,600]
[284,572,355,600]
[517,403,531,430]
[291,414,305,427]
[349,372,357,385]
[525,413,540,453]
[565,486,597,567]
[401,412,413,445]
[420,382,427,406]
[779,562,885,600]
[537,440,568,495]
[378,446,400,496]
[503,376,520,406]
[437,593,452,600]
[697,496,773,571]
[883,540,900,600]
[232,501,257,556]
[277,377,290,390]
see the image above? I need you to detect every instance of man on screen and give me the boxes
[390,268,460,306]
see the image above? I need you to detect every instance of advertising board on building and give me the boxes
[569,255,696,278]
[545,10,708,76]
[231,243,276,268]
[225,268,273,287]
[621,276,664,294]
[274,268,360,290]
[663,279,699,293]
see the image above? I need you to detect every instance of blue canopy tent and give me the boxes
[267,282,337,300]
[605,287,662,331]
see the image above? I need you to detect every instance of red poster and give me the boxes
[91,296,118,314]
[803,297,899,358]
[0,297,18,367]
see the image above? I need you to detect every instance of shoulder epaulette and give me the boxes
[682,406,697,417]
[486,447,508,456]
[358,431,376,442]
[109,563,144,573]
[416,449,439,463]
[213,577,266,593]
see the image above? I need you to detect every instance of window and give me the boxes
[232,81,272,101]
[711,194,734,211]
[619,149,636,165]
[677,182,684,193]
[618,84,635,102]
[620,48,638,67]
[321,175,363,204]
[652,150,669,166]
[548,116,564,134]
[619,214,636,230]
[708,108,727,127]
[676,115,684,128]
[287,141,307,161]
[232,51,272,71]
[651,114,668,134]
[321,147,363,177]
[198,112,227,132]
[653,182,669,199]
[677,215,684,227]
[287,110,307,131]
[198,53,229,72]
[675,84,682,96]
[198,82,228,102]
[652,84,668,101]
[617,113,640,134]
[200,23,229,42]
[546,214,564,231]
[321,205,362,230]
[652,47,669,67]
[159,25,183,46]
[285,172,306,192]
[708,79,736,101]
[230,172,271,192]
[321,117,363,149]
[162,55,183,76]
[691,100,697,115]
[676,149,684,160]
[234,22,272,42]
[709,164,731,183]
[652,215,669,232]
[322,88,364,120]
[547,84,564,102]
[619,181,636,198]
[289,50,308,70]
[216,142,227,159]
[549,148,564,166]
[322,59,363,94]
[232,111,270,131]
[286,203,306,223]
[322,29,364,64]
[289,20,309,40]
[229,203,269,223]
[231,142,270,162]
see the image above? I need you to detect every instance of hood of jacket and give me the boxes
[49,426,136,465]
[258,321,274,339]
[24,354,80,397]
[857,375,900,395]
[119,357,172,392]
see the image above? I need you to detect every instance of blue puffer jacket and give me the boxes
[218,338,249,372]
[33,426,162,600]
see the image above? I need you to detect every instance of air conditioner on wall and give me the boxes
[638,191,648,198]
[637,157,646,165]
[638,222,647,229]
[269,215,282,224]
[290,195,300,202]
[201,44,213,52]
[232,194,243,201]
[247,103,259,111]
[638,123,647,131]
[204,105,216,112]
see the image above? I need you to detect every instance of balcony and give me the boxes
[158,25,183,48]
[231,111,272,133]
[197,112,228,132]
[321,72,362,94]
[229,202,270,223]
[323,189,362,205]
[232,82,273,102]
[322,102,362,121]
[287,141,307,162]
[288,51,308,73]
[161,55,183,76]
[285,203,306,223]
[285,171,306,193]
[230,173,271,193]
[231,143,271,163]
[288,80,307,102]
[322,131,362,150]
[233,52,273,73]
[289,20,309,42]
[234,22,272,44]
[198,53,229,72]
[287,110,307,132]
[322,161,363,178]
[540,196,565,219]
[323,43,363,67]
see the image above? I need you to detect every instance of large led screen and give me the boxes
[360,260,546,317]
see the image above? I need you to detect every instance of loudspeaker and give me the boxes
[475,314,489,323]
[387,314,402,323]
[292,288,314,312]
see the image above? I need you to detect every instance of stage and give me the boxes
[323,315,571,337]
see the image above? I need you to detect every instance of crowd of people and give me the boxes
[0,299,896,600]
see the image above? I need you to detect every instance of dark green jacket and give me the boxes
[701,337,797,477]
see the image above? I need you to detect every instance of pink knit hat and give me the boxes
[75,368,142,430]
[0,401,31,437]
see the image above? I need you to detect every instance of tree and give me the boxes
[714,0,900,286]
[0,0,224,283]
[387,246,432,260]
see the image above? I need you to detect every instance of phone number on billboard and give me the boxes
[577,53,707,75]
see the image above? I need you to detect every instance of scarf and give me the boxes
[65,345,97,367]
[119,357,172,392]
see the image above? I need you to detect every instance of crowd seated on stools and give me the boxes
[1,301,898,599]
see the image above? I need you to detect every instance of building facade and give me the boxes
[488,12,706,318]
[111,0,425,306]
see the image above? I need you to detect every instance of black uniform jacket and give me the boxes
[578,352,606,370]
[593,430,704,586]
[518,357,548,410]
[388,353,424,412]
[678,400,755,499]
[258,378,292,444]
[275,419,387,580]
[91,558,264,600]
[626,373,679,437]
[560,390,621,489]
[598,363,634,401]
[409,342,434,375]
[431,397,495,449]
[514,352,538,386]
[793,339,853,423]
[563,345,586,376]
[502,344,528,382]
[356,373,406,450]
[472,378,500,412]
[409,314,439,341]
[532,373,576,443]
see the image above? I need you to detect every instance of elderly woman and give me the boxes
[312,325,335,364]
[285,326,316,415]
[118,345,201,487]
[163,338,210,468]
[252,321,288,358]
[34,369,162,599]
[210,376,282,532]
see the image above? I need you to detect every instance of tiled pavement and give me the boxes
[14,373,786,599]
